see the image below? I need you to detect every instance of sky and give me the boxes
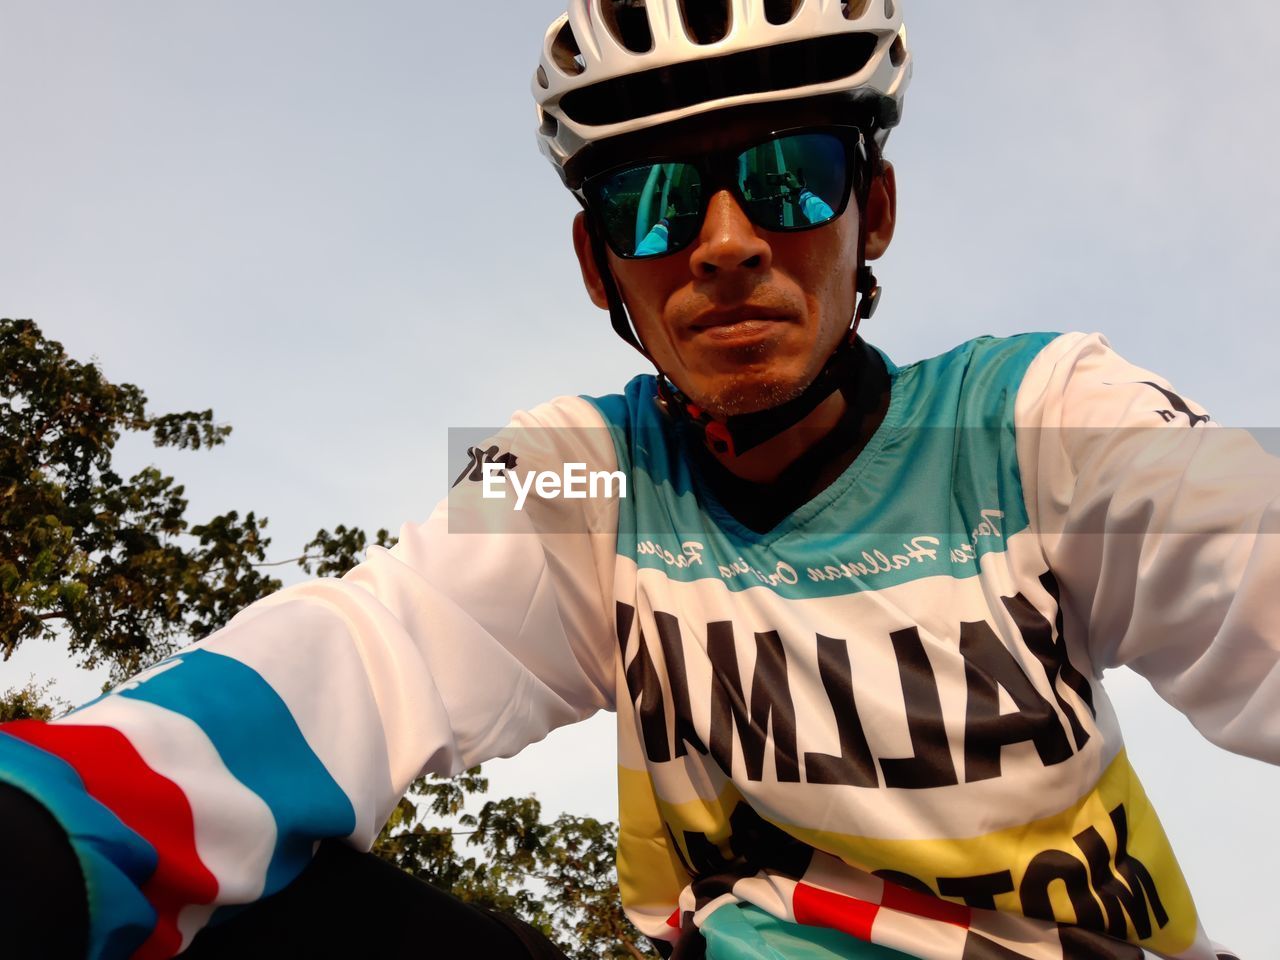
[2,1,1279,955]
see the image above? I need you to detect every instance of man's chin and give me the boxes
[684,374,810,419]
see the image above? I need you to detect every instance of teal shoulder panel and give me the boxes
[582,333,1059,599]
[877,330,1059,561]
[584,375,766,570]
[583,375,698,495]
[894,332,1060,428]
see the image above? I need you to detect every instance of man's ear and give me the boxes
[573,212,612,311]
[864,161,897,261]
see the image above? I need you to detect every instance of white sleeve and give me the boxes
[1016,332,1280,764]
[227,392,622,818]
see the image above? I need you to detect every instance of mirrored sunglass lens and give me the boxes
[737,133,847,230]
[596,162,702,257]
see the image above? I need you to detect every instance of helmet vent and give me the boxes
[678,0,731,45]
[889,30,905,66]
[539,109,559,136]
[841,0,871,19]
[536,65,550,89]
[764,0,801,26]
[552,20,587,75]
[884,0,895,18]
[601,0,654,54]
[560,32,877,126]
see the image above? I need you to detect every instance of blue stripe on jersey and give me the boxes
[116,648,357,898]
[0,732,157,960]
[585,334,1059,600]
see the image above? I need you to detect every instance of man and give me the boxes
[1,2,1276,958]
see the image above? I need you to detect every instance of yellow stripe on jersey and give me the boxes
[787,750,1195,953]
[616,763,698,913]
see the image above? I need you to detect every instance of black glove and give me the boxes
[0,780,89,959]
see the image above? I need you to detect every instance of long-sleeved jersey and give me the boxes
[1,332,1275,960]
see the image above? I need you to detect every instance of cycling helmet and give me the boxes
[534,0,912,183]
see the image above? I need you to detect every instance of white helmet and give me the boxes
[534,0,912,179]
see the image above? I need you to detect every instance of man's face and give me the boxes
[574,146,896,418]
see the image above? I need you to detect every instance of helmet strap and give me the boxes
[653,332,866,457]
[584,209,647,353]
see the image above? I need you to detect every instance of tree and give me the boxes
[0,318,653,956]
[1,317,279,678]
[0,676,67,722]
[374,771,652,960]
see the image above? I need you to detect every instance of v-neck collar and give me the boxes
[683,339,902,541]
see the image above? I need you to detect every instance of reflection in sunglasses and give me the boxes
[588,128,859,259]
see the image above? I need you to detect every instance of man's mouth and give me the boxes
[688,307,793,342]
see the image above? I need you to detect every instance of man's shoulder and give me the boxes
[886,331,1067,426]
[578,374,660,428]
[576,375,689,483]
[895,331,1064,378]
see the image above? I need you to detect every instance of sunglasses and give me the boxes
[581,125,869,261]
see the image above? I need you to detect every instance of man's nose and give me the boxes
[688,190,772,280]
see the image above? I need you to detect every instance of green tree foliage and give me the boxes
[297,523,398,579]
[0,318,653,957]
[0,677,68,722]
[373,770,652,960]
[0,317,279,677]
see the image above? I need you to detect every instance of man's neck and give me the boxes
[689,338,892,534]
[709,390,851,483]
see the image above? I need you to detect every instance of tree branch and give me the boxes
[251,555,318,568]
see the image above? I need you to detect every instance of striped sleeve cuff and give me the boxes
[0,729,158,960]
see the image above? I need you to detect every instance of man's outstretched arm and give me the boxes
[0,395,622,959]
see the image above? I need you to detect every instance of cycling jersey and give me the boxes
[1,332,1273,960]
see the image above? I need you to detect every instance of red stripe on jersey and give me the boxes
[880,880,971,929]
[793,882,879,941]
[5,721,218,959]
[667,909,681,928]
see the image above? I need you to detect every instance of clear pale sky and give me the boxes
[2,2,1278,956]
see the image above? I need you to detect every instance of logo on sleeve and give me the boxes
[452,445,519,486]
[1136,381,1210,426]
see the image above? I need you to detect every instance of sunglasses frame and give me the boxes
[578,124,870,261]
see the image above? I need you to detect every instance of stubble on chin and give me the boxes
[658,290,826,417]
[687,362,811,418]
